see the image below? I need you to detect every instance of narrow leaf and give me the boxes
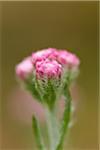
[32,116,46,150]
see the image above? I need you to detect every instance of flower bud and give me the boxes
[15,57,33,80]
[32,48,58,65]
[58,50,80,68]
[35,59,63,109]
[15,48,80,108]
[36,59,62,79]
[57,50,80,83]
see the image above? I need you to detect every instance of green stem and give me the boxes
[56,88,71,150]
[32,116,46,150]
[45,106,59,150]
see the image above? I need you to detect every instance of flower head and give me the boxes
[32,48,58,65]
[15,48,80,107]
[58,50,80,68]
[36,59,62,79]
[32,50,47,64]
[15,57,33,80]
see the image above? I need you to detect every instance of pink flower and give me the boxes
[15,57,33,80]
[57,50,69,65]
[15,48,80,107]
[32,50,47,64]
[58,50,80,67]
[16,48,80,82]
[36,59,62,79]
[45,48,59,60]
[32,48,59,65]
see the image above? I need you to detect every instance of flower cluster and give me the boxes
[35,59,62,79]
[16,48,80,79]
[15,48,80,108]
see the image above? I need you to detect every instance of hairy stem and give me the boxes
[56,88,71,150]
[45,106,59,150]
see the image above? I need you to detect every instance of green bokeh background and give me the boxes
[1,1,99,150]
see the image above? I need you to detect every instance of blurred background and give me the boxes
[0,1,99,150]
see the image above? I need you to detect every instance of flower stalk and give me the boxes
[56,88,71,150]
[45,106,59,150]
[15,48,80,150]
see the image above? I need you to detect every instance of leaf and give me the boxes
[32,115,46,150]
[26,80,42,102]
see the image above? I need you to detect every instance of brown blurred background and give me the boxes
[0,1,99,150]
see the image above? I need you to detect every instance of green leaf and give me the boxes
[32,115,46,150]
[25,80,42,102]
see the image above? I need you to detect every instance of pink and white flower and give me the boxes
[32,48,58,65]
[32,48,80,70]
[15,48,80,82]
[36,59,62,79]
[15,57,33,80]
[58,50,80,67]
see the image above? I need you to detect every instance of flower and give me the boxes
[34,59,63,109]
[58,50,80,67]
[15,48,80,106]
[32,50,47,64]
[32,48,80,70]
[32,48,58,65]
[15,57,33,80]
[36,59,62,79]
